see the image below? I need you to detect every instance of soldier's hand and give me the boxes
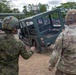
[30,46,35,52]
[48,64,54,71]
[50,44,55,49]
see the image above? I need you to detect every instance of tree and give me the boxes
[0,0,8,3]
[38,3,48,12]
[52,2,76,18]
[0,0,12,13]
[22,3,49,17]
[0,3,12,13]
[23,6,27,13]
[12,8,20,13]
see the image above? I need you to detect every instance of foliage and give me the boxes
[52,2,76,18]
[12,8,20,13]
[0,0,20,13]
[22,3,49,17]
[38,3,48,12]
[0,0,12,13]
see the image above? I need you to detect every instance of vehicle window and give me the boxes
[37,16,51,32]
[26,21,36,35]
[22,21,26,27]
[43,15,50,25]
[37,18,43,25]
[26,21,33,26]
[51,13,61,27]
[19,22,23,28]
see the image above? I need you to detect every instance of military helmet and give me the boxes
[65,9,76,24]
[2,16,18,30]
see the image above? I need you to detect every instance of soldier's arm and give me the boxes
[19,42,34,60]
[49,33,63,70]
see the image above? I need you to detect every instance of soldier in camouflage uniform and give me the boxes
[0,16,35,75]
[48,9,76,75]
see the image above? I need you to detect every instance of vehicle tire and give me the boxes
[34,42,42,53]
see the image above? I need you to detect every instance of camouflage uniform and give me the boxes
[49,25,76,75]
[0,33,34,75]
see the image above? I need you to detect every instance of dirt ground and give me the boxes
[19,46,56,75]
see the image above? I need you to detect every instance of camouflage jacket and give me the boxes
[49,25,76,74]
[0,34,34,75]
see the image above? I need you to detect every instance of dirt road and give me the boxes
[19,47,56,75]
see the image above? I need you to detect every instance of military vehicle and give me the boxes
[19,9,64,53]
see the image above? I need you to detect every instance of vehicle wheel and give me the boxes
[34,42,42,53]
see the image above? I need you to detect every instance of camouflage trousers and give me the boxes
[55,69,76,75]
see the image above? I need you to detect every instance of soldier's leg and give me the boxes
[55,69,76,75]
[0,72,4,75]
[67,74,76,75]
[65,73,76,75]
[55,69,64,75]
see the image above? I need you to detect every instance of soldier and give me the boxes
[48,9,76,75]
[0,16,35,75]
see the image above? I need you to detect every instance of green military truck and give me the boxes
[19,9,64,53]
